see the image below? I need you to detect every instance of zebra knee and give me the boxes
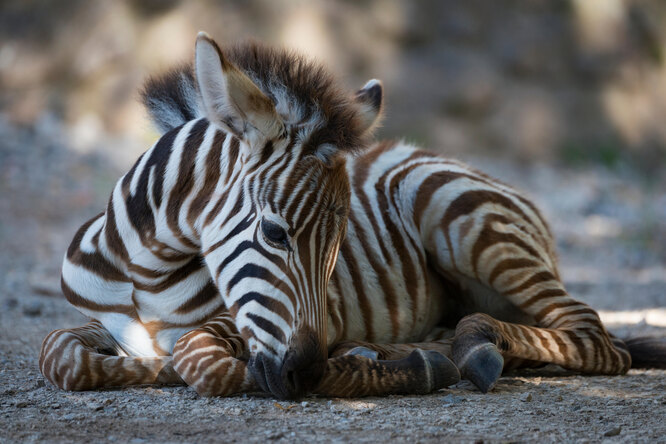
[452,313,505,393]
[172,330,250,396]
[39,329,93,391]
[172,330,219,389]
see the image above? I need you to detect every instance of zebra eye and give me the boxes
[261,219,289,248]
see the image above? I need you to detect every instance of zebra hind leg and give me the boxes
[451,312,633,393]
[316,338,460,397]
[39,320,182,390]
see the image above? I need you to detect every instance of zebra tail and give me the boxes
[625,336,666,369]
[140,63,204,134]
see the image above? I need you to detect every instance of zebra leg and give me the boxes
[315,348,459,397]
[39,320,182,390]
[319,330,458,397]
[452,312,631,392]
[447,243,632,392]
[426,192,632,392]
[171,313,259,396]
[329,328,455,360]
[447,244,631,392]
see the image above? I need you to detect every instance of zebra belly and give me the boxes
[433,272,536,329]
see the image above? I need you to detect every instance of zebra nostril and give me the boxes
[249,352,302,400]
[280,351,325,398]
[285,369,297,392]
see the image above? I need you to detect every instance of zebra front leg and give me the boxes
[171,313,259,396]
[329,330,455,361]
[317,338,460,397]
[39,321,182,390]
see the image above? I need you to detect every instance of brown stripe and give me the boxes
[470,214,544,278]
[347,212,401,341]
[518,288,568,311]
[529,327,554,360]
[413,171,466,229]
[441,189,541,270]
[504,270,558,296]
[338,238,375,342]
[187,129,225,229]
[175,281,219,314]
[67,213,104,258]
[374,158,425,330]
[133,255,204,293]
[488,258,540,286]
[166,119,208,249]
[104,196,130,262]
[61,278,135,316]
[225,137,240,184]
[127,262,171,279]
[328,273,346,342]
[542,305,601,328]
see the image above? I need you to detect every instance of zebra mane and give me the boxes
[141,40,368,152]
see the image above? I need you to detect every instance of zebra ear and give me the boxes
[194,32,283,142]
[354,79,383,134]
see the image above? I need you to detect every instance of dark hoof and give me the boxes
[345,346,379,360]
[457,344,503,393]
[422,350,461,390]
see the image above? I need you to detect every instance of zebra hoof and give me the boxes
[457,343,503,393]
[422,350,460,390]
[345,346,379,360]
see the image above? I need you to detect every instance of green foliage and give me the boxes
[560,139,624,169]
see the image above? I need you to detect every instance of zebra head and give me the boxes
[191,33,383,398]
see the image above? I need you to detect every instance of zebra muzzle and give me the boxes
[248,348,326,400]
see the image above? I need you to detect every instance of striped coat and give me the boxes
[39,33,665,400]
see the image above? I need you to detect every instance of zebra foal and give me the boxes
[40,33,666,399]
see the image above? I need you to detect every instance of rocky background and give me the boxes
[1,1,665,442]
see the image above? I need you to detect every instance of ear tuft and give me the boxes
[354,79,383,134]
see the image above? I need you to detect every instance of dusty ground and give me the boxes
[1,117,665,443]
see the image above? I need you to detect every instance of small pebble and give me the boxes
[603,426,622,437]
[300,401,309,408]
[22,301,43,317]
[60,413,81,421]
[520,392,533,402]
[267,432,284,440]
[441,394,464,405]
[88,402,105,411]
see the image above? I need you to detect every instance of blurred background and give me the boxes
[0,0,664,333]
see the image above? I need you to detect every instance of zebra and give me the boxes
[39,33,665,400]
